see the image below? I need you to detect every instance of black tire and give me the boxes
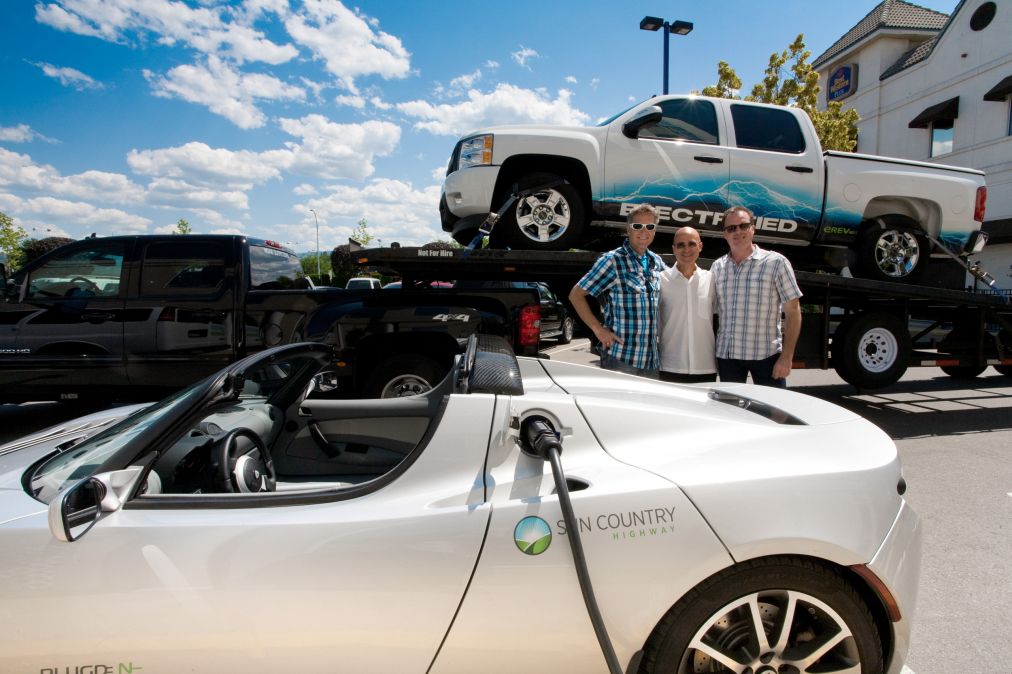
[363,354,444,399]
[852,218,929,284]
[639,556,883,674]
[940,364,987,378]
[496,172,586,251]
[832,312,910,389]
[557,316,575,344]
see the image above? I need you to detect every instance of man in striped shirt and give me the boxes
[711,206,803,388]
[569,204,666,377]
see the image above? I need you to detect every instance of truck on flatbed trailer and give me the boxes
[357,246,1012,390]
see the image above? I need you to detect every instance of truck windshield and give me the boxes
[250,244,308,289]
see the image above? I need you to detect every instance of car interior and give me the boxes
[142,336,522,499]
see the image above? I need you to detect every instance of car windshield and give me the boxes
[28,382,207,504]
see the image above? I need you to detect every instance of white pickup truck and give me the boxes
[440,95,988,283]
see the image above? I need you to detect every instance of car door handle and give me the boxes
[694,155,724,164]
[786,165,814,173]
[82,311,115,322]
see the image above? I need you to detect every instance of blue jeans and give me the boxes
[600,352,659,379]
[717,353,786,388]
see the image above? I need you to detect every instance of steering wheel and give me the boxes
[217,427,276,493]
[69,276,99,291]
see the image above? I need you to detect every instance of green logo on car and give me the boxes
[514,516,552,555]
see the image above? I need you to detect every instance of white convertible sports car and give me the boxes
[0,337,920,674]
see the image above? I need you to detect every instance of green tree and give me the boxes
[0,212,28,269]
[330,245,356,287]
[351,218,373,245]
[20,236,75,265]
[176,218,192,234]
[300,252,333,281]
[702,34,859,151]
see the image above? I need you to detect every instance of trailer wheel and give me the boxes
[853,218,928,284]
[496,172,586,251]
[940,364,987,378]
[938,327,987,379]
[832,312,911,389]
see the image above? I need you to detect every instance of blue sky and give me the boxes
[0,0,957,252]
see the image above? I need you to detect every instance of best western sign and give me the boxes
[828,64,858,102]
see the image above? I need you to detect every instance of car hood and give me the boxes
[0,404,147,492]
[535,359,903,563]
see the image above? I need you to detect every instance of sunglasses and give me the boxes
[723,222,752,233]
[629,222,657,231]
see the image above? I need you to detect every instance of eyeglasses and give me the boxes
[675,241,700,249]
[722,222,752,233]
[629,222,656,231]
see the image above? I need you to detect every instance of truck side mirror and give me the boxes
[622,106,663,139]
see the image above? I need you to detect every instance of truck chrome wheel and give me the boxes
[872,228,921,279]
[499,172,585,250]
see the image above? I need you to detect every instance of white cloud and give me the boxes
[32,61,104,90]
[450,69,482,92]
[431,164,448,182]
[485,60,499,69]
[283,0,410,93]
[398,84,590,136]
[300,178,443,246]
[0,192,150,234]
[145,56,305,129]
[590,77,600,91]
[0,147,144,204]
[511,46,539,70]
[370,96,392,110]
[127,141,284,188]
[0,124,57,144]
[293,183,318,196]
[334,94,366,108]
[278,114,400,181]
[35,0,297,65]
[564,75,577,84]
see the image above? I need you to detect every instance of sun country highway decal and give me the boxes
[514,516,552,555]
[556,506,677,541]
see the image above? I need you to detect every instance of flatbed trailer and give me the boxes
[356,247,1012,390]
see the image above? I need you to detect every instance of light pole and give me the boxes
[309,208,321,278]
[639,16,693,95]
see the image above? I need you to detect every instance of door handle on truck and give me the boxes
[786,165,814,173]
[694,155,724,164]
[82,311,115,322]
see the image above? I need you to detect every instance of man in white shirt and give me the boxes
[658,226,717,383]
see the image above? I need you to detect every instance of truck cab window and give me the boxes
[24,243,126,300]
[639,98,718,144]
[730,104,806,153]
[140,241,228,297]
[250,244,308,290]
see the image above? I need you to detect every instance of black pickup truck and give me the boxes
[0,235,541,402]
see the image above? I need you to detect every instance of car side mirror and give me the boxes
[48,466,145,542]
[622,106,663,139]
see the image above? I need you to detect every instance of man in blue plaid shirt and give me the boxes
[569,204,666,377]
[711,205,803,387]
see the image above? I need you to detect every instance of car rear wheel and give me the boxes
[495,172,586,251]
[639,557,883,674]
[832,312,911,389]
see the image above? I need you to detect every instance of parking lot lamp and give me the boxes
[639,16,693,95]
[309,208,321,278]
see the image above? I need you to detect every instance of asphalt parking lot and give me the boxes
[3,341,1009,673]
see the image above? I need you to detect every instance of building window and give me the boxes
[930,119,954,157]
[970,2,996,31]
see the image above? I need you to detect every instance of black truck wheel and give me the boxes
[832,312,911,389]
[938,327,987,379]
[852,218,929,284]
[363,354,445,399]
[497,172,586,251]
